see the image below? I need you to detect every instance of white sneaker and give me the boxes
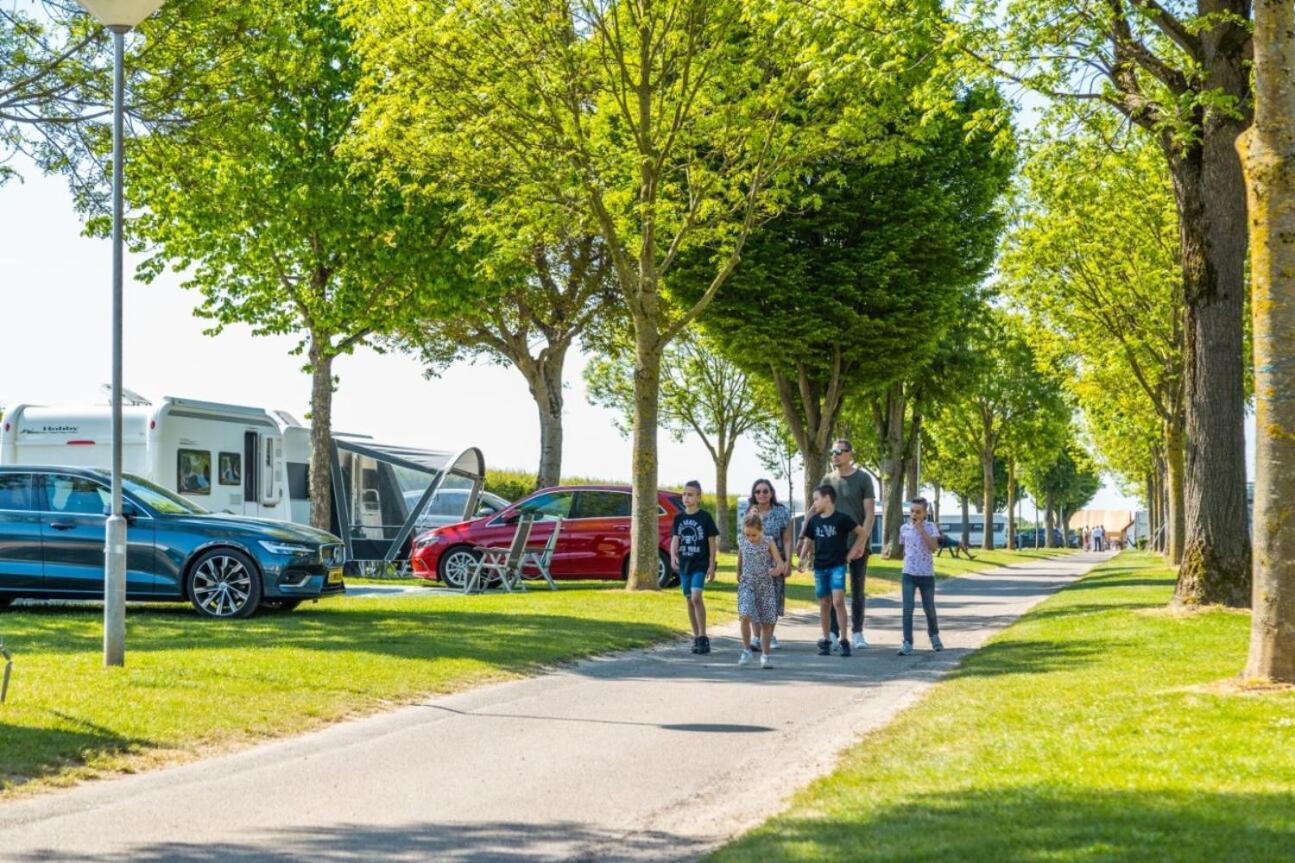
[852,632,869,649]
[760,654,774,669]
[769,636,781,650]
[738,649,752,666]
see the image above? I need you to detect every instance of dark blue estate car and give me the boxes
[0,466,345,618]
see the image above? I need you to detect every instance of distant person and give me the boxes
[737,511,783,670]
[671,480,718,655]
[936,533,975,560]
[748,478,792,649]
[820,439,876,649]
[798,485,868,658]
[1082,526,1090,551]
[897,497,944,656]
[1092,525,1105,552]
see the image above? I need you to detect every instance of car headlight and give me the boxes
[258,540,314,556]
[412,533,442,552]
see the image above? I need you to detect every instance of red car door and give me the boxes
[568,490,633,577]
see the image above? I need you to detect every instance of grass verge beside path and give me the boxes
[711,551,1295,863]
[0,548,1066,798]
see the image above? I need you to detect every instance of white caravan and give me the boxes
[0,394,485,566]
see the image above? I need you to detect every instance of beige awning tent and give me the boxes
[1069,509,1135,539]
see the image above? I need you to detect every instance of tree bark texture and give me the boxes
[715,449,733,554]
[876,386,908,559]
[959,495,970,547]
[307,342,334,533]
[627,339,663,590]
[1239,0,1295,681]
[523,349,568,491]
[980,414,996,551]
[1045,492,1056,549]
[1159,9,1253,606]
[1165,417,1187,565]
[1006,456,1017,551]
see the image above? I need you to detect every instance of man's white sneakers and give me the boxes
[852,632,869,649]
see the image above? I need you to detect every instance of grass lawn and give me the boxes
[710,551,1295,863]
[0,547,1067,798]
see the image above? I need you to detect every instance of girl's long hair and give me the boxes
[749,478,780,509]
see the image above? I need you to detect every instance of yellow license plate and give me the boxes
[326,567,344,585]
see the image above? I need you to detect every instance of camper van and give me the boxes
[0,395,485,567]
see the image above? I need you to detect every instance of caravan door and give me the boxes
[240,432,283,518]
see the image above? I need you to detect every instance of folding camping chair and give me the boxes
[464,511,535,594]
[519,516,562,591]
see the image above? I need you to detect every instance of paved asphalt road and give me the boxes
[0,552,1112,862]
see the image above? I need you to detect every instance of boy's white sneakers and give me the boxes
[760,654,773,669]
[852,632,869,649]
[738,649,752,666]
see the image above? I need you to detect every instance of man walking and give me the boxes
[820,439,876,648]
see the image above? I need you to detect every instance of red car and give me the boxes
[410,485,684,589]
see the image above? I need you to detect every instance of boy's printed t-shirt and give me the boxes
[899,520,940,577]
[672,509,719,570]
[801,511,859,570]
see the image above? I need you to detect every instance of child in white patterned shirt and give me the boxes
[897,497,944,656]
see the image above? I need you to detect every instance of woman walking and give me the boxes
[749,478,793,649]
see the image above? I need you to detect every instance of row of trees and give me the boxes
[4,1,1287,680]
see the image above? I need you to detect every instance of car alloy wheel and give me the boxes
[188,550,261,619]
[439,547,481,589]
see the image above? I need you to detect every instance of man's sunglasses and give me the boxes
[830,448,851,456]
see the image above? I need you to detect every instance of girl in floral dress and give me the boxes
[737,511,784,669]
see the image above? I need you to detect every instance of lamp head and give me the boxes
[76,0,164,29]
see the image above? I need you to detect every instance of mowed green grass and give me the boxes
[710,551,1295,863]
[0,548,1067,797]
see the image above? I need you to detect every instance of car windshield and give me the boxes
[120,473,209,515]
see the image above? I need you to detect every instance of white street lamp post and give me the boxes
[76,0,164,667]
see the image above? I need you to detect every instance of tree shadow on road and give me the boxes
[9,819,708,863]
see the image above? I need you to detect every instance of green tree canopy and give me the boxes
[117,0,472,528]
[676,88,1014,504]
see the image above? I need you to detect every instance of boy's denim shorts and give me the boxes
[813,564,848,598]
[679,561,709,596]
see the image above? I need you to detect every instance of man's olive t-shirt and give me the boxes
[819,468,876,527]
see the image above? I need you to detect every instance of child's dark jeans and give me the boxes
[901,573,939,643]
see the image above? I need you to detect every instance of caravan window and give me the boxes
[287,462,310,501]
[218,453,241,486]
[177,450,212,495]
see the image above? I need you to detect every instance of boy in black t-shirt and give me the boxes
[671,480,719,654]
[798,484,868,657]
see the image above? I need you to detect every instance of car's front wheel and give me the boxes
[187,549,262,619]
[437,546,481,590]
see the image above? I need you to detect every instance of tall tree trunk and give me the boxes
[906,426,921,500]
[981,447,995,551]
[714,445,733,554]
[932,481,942,524]
[772,363,842,516]
[1163,30,1253,605]
[878,385,906,559]
[307,341,334,532]
[1044,492,1056,549]
[1146,470,1157,552]
[1239,3,1295,681]
[1006,456,1017,551]
[525,350,567,490]
[627,338,663,590]
[1164,415,1187,565]
[959,495,970,547]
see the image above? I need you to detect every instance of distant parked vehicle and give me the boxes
[410,485,684,589]
[402,488,510,531]
[0,466,345,618]
[1014,528,1069,548]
